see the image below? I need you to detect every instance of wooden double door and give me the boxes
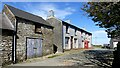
[26,38,42,59]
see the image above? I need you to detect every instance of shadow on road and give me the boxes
[83,50,113,68]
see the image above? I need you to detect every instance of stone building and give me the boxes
[1,4,54,65]
[46,10,92,52]
[0,13,14,65]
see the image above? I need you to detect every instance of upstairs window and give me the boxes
[75,29,77,36]
[35,25,42,34]
[66,26,69,33]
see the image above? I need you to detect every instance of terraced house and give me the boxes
[46,10,92,52]
[1,4,54,65]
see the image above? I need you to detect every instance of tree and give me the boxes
[82,2,120,39]
[82,2,120,67]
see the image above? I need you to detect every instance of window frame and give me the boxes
[65,37,69,45]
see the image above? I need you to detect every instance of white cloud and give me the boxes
[92,30,110,45]
[23,3,75,19]
[92,30,106,34]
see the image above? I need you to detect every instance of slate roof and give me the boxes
[0,13,14,30]
[6,4,53,28]
[62,21,92,35]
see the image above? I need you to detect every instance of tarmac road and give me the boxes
[4,48,113,68]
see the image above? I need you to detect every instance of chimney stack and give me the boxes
[47,10,54,18]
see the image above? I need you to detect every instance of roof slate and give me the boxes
[62,21,92,35]
[6,4,53,28]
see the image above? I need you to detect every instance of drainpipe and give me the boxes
[12,18,18,63]
[62,23,64,52]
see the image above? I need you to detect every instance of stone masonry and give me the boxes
[0,30,13,65]
[16,18,53,62]
[1,4,54,65]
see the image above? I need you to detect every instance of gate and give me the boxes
[26,38,42,59]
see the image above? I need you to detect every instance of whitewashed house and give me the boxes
[46,10,92,52]
[110,38,120,49]
[62,21,92,50]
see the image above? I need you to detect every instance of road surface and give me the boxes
[4,48,114,68]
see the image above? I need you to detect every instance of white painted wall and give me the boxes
[63,24,92,49]
[113,42,118,48]
[110,38,118,49]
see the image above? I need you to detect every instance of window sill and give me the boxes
[66,32,69,34]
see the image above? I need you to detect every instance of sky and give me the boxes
[0,2,110,45]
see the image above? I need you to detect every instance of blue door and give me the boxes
[27,38,42,59]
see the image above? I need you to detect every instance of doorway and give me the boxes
[84,41,89,49]
[26,38,42,59]
[71,36,73,49]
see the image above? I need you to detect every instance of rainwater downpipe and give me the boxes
[12,18,18,63]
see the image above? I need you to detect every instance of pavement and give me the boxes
[2,48,113,68]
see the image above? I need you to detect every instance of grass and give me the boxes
[47,54,61,58]
[93,45,102,48]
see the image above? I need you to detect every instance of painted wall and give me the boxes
[88,35,92,48]
[110,39,118,49]
[81,32,92,48]
[63,24,82,50]
[81,32,85,48]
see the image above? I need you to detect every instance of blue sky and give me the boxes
[0,2,110,45]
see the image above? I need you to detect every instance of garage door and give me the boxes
[27,38,42,59]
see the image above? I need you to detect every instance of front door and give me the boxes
[84,41,88,49]
[26,38,42,59]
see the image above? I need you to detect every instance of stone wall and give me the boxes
[2,5,54,64]
[41,26,53,56]
[16,18,53,62]
[46,18,63,53]
[0,30,13,65]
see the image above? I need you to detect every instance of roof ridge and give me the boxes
[5,4,53,27]
[5,4,43,19]
[62,20,92,35]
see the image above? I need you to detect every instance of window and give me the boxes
[66,26,69,33]
[65,37,69,44]
[35,25,42,34]
[75,29,77,35]
[74,38,77,44]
